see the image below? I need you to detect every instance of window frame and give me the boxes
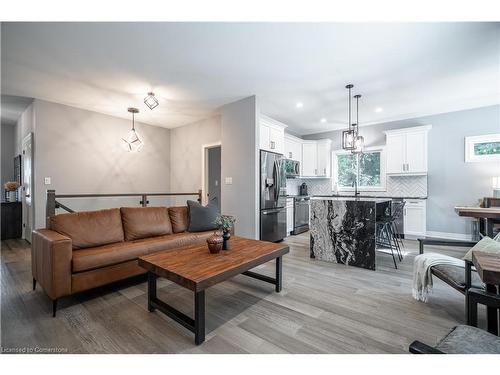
[332,146,387,192]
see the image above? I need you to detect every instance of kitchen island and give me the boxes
[310,197,391,270]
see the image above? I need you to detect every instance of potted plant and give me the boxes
[4,181,20,202]
[214,215,236,250]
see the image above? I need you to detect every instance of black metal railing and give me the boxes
[45,189,202,227]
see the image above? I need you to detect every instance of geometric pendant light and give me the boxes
[122,107,144,152]
[351,94,364,154]
[342,84,357,151]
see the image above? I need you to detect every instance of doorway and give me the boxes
[202,144,221,210]
[22,133,34,243]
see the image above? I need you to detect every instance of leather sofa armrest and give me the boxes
[32,229,73,300]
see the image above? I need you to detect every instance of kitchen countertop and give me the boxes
[311,196,392,203]
[312,194,427,200]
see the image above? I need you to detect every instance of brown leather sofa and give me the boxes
[32,206,216,316]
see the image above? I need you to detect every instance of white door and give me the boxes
[291,140,302,162]
[316,141,331,177]
[386,134,406,174]
[259,124,270,151]
[284,138,294,159]
[285,137,302,161]
[406,131,427,173]
[269,127,284,154]
[22,133,34,242]
[302,143,317,176]
[404,200,426,236]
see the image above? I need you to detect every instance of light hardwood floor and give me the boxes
[0,233,484,353]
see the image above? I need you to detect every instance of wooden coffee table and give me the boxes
[138,236,289,345]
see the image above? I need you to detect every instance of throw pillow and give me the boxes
[187,198,220,232]
[463,236,500,262]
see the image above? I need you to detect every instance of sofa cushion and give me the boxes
[49,208,124,250]
[168,206,189,233]
[120,206,173,241]
[72,240,150,272]
[72,231,214,272]
[187,199,220,232]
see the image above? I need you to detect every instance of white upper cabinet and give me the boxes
[301,142,318,177]
[405,131,427,173]
[386,133,406,174]
[316,139,332,177]
[260,115,287,154]
[284,134,302,161]
[385,125,431,175]
[300,139,331,177]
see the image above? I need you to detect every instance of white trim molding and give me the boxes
[426,231,473,242]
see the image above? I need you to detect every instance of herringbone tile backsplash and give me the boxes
[286,175,427,197]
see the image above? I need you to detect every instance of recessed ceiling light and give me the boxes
[296,102,304,109]
[375,107,383,113]
[320,118,327,123]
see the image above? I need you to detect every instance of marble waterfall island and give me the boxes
[310,197,391,270]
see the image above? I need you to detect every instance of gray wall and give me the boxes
[221,96,259,239]
[305,105,500,236]
[1,124,17,196]
[169,114,221,205]
[31,100,171,229]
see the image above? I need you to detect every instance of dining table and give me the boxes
[454,206,500,238]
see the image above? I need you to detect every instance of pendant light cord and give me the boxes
[348,86,352,131]
[356,95,359,136]
[132,112,135,131]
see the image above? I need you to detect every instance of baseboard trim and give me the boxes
[426,231,473,241]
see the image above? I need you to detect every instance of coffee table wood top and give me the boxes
[138,236,289,292]
[472,251,500,286]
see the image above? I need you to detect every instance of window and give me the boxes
[465,134,500,162]
[333,147,386,191]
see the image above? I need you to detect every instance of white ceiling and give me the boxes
[2,22,499,135]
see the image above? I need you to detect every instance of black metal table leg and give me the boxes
[148,272,157,312]
[275,256,282,293]
[486,283,499,335]
[467,291,478,327]
[194,290,205,345]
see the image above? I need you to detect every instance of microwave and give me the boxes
[284,159,300,178]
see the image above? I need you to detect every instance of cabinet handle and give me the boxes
[314,168,317,175]
[407,163,409,172]
[270,141,275,149]
[324,168,326,175]
[289,152,292,159]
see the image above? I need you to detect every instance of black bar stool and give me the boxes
[376,201,406,269]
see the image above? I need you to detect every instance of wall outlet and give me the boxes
[44,177,51,185]
[225,177,233,185]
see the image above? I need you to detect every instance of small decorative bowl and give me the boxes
[207,232,223,254]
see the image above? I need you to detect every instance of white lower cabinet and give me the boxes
[404,199,426,237]
[286,198,294,235]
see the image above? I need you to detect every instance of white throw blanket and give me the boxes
[412,253,465,302]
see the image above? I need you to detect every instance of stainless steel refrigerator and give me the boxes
[260,150,287,242]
